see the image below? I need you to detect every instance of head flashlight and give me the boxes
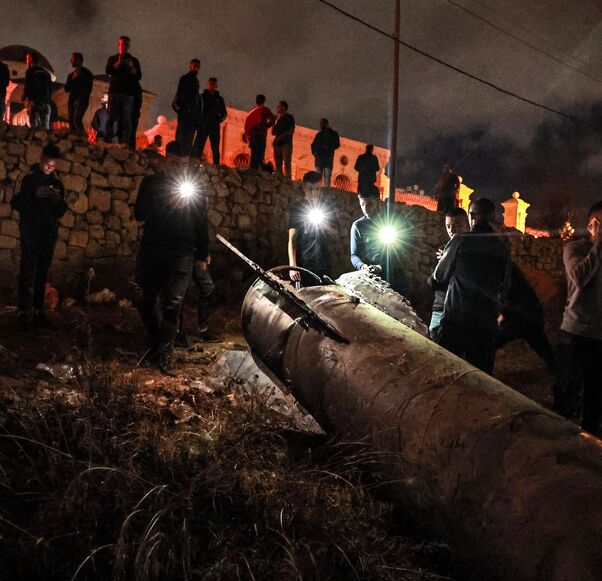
[306,206,326,227]
[378,225,399,245]
[178,180,196,199]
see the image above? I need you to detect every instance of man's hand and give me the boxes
[195,259,209,276]
[435,247,444,260]
[360,264,370,270]
[290,269,301,282]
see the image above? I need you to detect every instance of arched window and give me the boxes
[333,174,352,191]
[233,153,250,168]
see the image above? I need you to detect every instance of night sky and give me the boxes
[1,0,601,210]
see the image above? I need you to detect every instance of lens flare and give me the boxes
[379,225,399,245]
[307,207,325,226]
[178,180,196,199]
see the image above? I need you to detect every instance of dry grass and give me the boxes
[0,367,452,581]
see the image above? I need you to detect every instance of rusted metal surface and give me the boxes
[242,280,602,581]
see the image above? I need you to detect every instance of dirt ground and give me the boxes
[0,299,557,581]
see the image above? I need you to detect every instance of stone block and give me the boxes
[54,159,72,173]
[33,129,48,141]
[108,175,134,189]
[62,174,87,193]
[106,230,121,244]
[237,214,253,230]
[13,126,30,140]
[68,230,89,248]
[107,216,121,231]
[85,239,103,258]
[74,146,89,157]
[233,188,251,204]
[65,152,85,164]
[54,240,67,259]
[215,182,230,198]
[111,189,129,201]
[123,158,147,174]
[122,221,138,241]
[60,210,75,228]
[0,161,6,181]
[0,220,19,237]
[86,210,103,224]
[111,200,131,219]
[89,224,105,239]
[72,163,91,178]
[0,235,17,249]
[58,226,70,241]
[118,242,132,256]
[90,172,109,187]
[107,147,130,161]
[88,187,111,212]
[102,156,124,175]
[207,210,223,228]
[56,139,72,153]
[0,203,11,218]
[7,143,25,157]
[25,143,43,165]
[89,147,105,160]
[66,191,89,214]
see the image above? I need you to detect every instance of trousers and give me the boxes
[192,121,221,164]
[18,231,57,312]
[108,93,134,145]
[68,99,89,135]
[250,134,266,169]
[274,142,292,178]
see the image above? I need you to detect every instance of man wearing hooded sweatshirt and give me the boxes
[11,145,67,329]
[311,118,340,188]
[173,59,201,156]
[23,52,52,130]
[193,77,227,164]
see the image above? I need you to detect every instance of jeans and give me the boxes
[193,121,221,164]
[136,252,193,354]
[68,99,89,135]
[28,101,51,130]
[553,331,602,433]
[176,113,197,157]
[429,310,443,341]
[274,142,292,177]
[18,231,57,312]
[438,317,497,375]
[316,165,332,188]
[108,93,134,145]
[250,134,266,169]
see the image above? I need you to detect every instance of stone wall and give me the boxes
[0,124,565,315]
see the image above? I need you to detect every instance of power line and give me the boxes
[315,0,587,124]
[470,0,594,70]
[447,0,602,85]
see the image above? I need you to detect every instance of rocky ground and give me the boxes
[0,296,556,581]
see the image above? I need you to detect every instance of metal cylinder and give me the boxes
[242,280,602,581]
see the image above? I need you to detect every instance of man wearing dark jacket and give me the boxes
[427,208,469,339]
[0,59,9,121]
[192,77,227,164]
[494,263,555,370]
[311,118,340,188]
[91,93,110,142]
[105,36,142,145]
[65,52,93,136]
[134,140,209,375]
[434,198,510,373]
[272,100,295,178]
[354,144,380,196]
[173,59,200,156]
[23,52,52,130]
[11,145,67,329]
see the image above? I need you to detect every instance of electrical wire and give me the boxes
[447,0,602,85]
[315,0,588,124]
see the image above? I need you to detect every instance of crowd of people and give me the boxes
[3,39,601,436]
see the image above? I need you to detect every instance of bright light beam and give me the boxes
[379,224,399,245]
[307,207,326,226]
[178,180,196,199]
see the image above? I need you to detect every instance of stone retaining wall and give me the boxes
[0,124,566,314]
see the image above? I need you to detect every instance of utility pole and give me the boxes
[388,0,401,206]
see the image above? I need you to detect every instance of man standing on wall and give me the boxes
[23,52,52,130]
[354,144,380,197]
[193,77,227,164]
[91,93,110,142]
[434,198,510,374]
[134,140,210,375]
[288,171,339,286]
[0,59,10,121]
[173,59,200,156]
[272,100,295,178]
[244,94,275,170]
[311,118,340,188]
[65,52,94,136]
[11,145,67,330]
[554,201,602,434]
[105,36,142,145]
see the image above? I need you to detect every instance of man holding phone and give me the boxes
[11,145,67,329]
[555,201,602,434]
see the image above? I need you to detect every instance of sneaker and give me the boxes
[197,327,222,342]
[33,311,57,330]
[174,333,190,349]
